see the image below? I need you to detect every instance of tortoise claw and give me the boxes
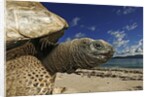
[40,38,56,50]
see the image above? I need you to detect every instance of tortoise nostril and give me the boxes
[112,48,115,53]
[106,47,115,56]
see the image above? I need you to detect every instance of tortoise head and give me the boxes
[70,38,115,69]
[42,38,114,74]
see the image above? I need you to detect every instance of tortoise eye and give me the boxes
[82,41,88,44]
[93,42,103,49]
[95,43,101,48]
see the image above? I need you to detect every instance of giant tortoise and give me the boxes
[6,0,114,96]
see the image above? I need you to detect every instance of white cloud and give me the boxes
[70,17,80,27]
[74,32,85,38]
[133,39,143,54]
[80,25,84,28]
[116,7,136,15]
[108,22,141,57]
[88,26,96,31]
[65,37,72,42]
[108,30,129,48]
[113,40,129,48]
[80,25,96,31]
[115,39,143,57]
[65,32,85,42]
[124,23,138,31]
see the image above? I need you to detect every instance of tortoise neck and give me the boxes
[41,42,73,74]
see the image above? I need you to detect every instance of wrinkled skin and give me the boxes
[42,38,114,74]
[6,38,114,96]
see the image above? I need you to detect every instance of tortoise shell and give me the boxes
[6,1,68,49]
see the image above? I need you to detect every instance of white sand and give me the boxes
[53,68,143,94]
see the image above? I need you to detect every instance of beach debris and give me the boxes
[74,68,143,81]
[52,87,66,94]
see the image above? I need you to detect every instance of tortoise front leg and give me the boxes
[39,30,64,50]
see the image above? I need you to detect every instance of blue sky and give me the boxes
[41,2,143,57]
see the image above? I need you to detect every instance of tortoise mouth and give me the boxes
[88,40,115,60]
[93,49,114,60]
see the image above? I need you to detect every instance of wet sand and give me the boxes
[53,68,143,94]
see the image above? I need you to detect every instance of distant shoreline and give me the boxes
[102,56,143,68]
[113,54,143,59]
[101,64,143,69]
[95,66,143,69]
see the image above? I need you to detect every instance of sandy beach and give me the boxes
[53,68,143,94]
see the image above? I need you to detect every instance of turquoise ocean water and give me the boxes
[101,58,143,68]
